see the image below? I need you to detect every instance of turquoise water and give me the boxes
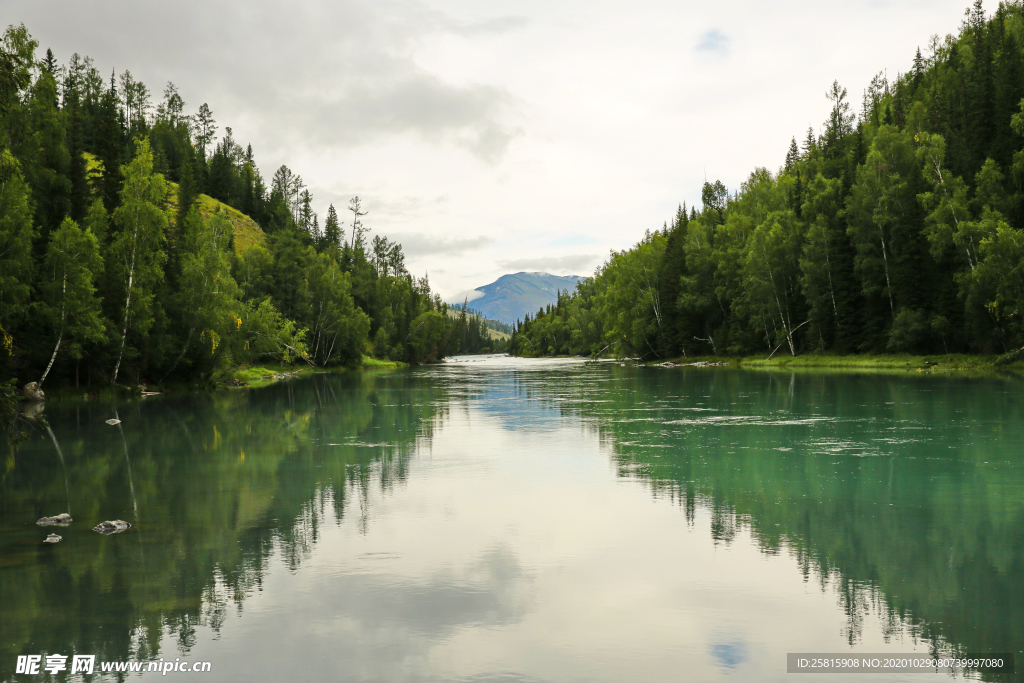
[2,356,1023,681]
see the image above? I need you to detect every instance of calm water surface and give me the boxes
[2,356,1024,682]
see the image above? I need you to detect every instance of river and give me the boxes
[2,356,1022,682]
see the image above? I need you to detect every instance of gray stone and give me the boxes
[22,401,45,419]
[43,533,61,543]
[92,520,131,535]
[37,513,73,526]
[22,382,44,402]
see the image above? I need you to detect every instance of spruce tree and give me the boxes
[26,69,71,238]
[42,47,57,76]
[784,137,800,171]
[802,126,816,154]
[95,83,123,211]
[324,203,342,251]
[912,47,925,90]
[63,74,89,223]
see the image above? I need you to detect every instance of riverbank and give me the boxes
[28,357,408,403]
[223,357,407,389]
[646,352,1024,376]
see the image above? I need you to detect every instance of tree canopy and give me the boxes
[0,24,502,389]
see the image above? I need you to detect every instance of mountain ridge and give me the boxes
[455,272,585,325]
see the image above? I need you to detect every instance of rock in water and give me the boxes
[22,382,44,402]
[43,534,61,543]
[92,520,131,535]
[22,401,45,419]
[37,513,73,526]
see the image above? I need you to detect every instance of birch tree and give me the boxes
[109,139,166,384]
[38,218,104,385]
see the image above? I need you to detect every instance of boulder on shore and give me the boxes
[92,520,131,535]
[22,382,44,402]
[37,513,73,526]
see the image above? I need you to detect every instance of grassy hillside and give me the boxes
[84,152,266,254]
[446,309,510,341]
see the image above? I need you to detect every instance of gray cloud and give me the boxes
[232,544,538,683]
[499,254,599,274]
[388,232,495,258]
[696,29,729,54]
[8,0,519,162]
[224,2,520,160]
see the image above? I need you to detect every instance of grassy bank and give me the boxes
[31,357,407,401]
[223,357,406,389]
[647,352,1024,376]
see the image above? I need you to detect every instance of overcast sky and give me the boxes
[5,0,973,300]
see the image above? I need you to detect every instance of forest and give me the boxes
[511,1,1024,361]
[0,23,502,395]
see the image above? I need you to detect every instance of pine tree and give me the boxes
[298,188,314,236]
[803,126,816,154]
[324,203,342,251]
[42,47,57,76]
[824,81,854,147]
[348,196,368,250]
[784,137,800,171]
[26,68,71,238]
[62,72,89,223]
[95,81,123,211]
[194,103,217,160]
[657,202,689,356]
[912,47,925,90]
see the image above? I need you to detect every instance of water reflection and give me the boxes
[1,358,1022,682]
[1,371,445,678]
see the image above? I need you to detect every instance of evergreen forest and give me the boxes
[511,1,1024,361]
[0,24,503,393]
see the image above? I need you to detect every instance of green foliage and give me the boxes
[237,297,308,364]
[0,149,35,357]
[165,208,242,378]
[305,251,370,366]
[408,311,448,364]
[37,217,105,384]
[109,138,167,383]
[600,232,666,358]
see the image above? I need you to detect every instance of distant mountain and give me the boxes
[455,272,585,325]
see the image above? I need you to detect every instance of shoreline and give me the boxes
[643,353,1024,377]
[26,358,409,404]
[26,352,1024,405]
